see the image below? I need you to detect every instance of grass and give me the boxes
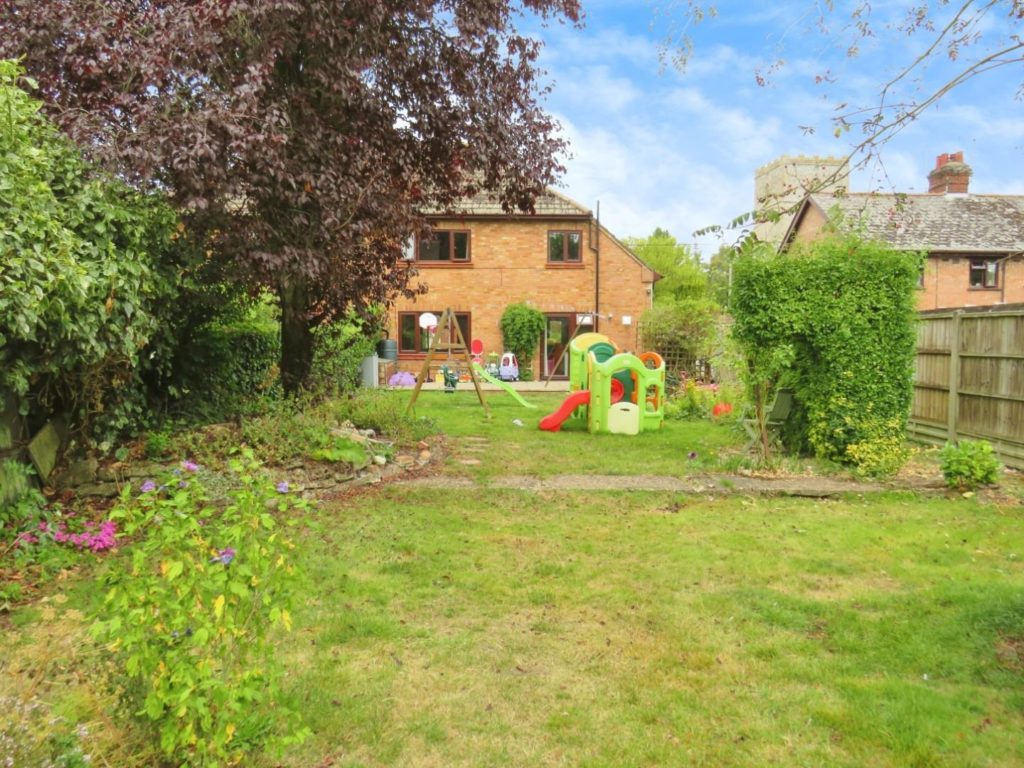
[3,391,1022,767]
[408,390,754,480]
[272,487,1024,768]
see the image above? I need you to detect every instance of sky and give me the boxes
[524,0,1024,254]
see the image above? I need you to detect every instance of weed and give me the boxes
[940,440,1002,491]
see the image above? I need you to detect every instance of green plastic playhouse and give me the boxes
[539,332,665,435]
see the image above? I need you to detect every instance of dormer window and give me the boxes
[417,230,470,262]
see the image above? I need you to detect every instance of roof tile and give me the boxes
[807,192,1024,252]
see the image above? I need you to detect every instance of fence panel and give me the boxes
[909,305,1024,469]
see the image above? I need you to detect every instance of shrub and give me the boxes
[173,320,280,421]
[0,60,184,443]
[309,312,378,396]
[91,454,310,765]
[639,300,719,377]
[940,440,1002,491]
[731,233,920,472]
[500,303,545,381]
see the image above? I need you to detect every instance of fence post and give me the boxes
[946,311,960,441]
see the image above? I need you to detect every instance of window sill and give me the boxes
[413,262,473,268]
[546,263,585,269]
[968,286,1000,291]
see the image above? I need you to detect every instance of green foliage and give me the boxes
[706,243,739,308]
[500,303,546,380]
[173,317,280,422]
[0,59,183,442]
[731,234,920,472]
[310,437,369,467]
[335,391,437,446]
[940,440,1002,491]
[309,312,378,396]
[639,300,719,375]
[91,453,310,766]
[623,228,706,304]
[1,457,33,509]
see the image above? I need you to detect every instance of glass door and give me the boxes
[542,314,574,379]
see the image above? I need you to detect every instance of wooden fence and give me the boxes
[909,304,1024,469]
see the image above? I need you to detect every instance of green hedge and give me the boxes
[731,235,921,474]
[171,320,280,420]
[0,60,183,442]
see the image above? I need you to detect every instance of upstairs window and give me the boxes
[418,230,470,262]
[969,259,999,289]
[548,231,582,264]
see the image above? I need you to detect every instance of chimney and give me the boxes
[927,152,972,194]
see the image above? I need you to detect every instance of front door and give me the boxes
[542,314,574,379]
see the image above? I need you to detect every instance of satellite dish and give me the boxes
[418,312,438,329]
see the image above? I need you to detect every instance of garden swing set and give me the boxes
[405,308,489,416]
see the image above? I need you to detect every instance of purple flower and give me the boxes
[687,451,699,460]
[177,480,189,489]
[140,479,157,493]
[181,460,201,473]
[276,481,289,494]
[211,547,236,566]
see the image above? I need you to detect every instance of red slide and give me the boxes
[539,390,591,432]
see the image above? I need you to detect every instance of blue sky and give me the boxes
[526,0,1024,254]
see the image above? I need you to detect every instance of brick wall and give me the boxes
[390,217,655,376]
[921,253,1024,310]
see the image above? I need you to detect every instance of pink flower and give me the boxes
[181,460,201,473]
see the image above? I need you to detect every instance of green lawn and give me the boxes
[408,390,751,479]
[3,391,1022,767]
[275,487,1023,768]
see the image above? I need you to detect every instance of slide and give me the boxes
[539,390,591,432]
[471,363,537,409]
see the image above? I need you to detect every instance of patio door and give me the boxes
[542,313,597,379]
[542,314,574,379]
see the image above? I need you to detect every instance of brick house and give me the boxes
[388,189,658,379]
[781,153,1024,311]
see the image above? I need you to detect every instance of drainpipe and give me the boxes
[593,201,600,333]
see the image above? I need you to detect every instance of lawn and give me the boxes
[2,391,1022,767]
[275,487,1023,768]
[407,390,751,480]
[262,392,1024,767]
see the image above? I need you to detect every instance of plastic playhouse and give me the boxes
[538,332,665,435]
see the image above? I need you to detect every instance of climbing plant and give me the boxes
[500,303,546,381]
[731,234,921,474]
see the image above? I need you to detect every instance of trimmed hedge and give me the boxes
[731,235,921,474]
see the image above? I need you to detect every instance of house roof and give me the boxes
[426,186,591,218]
[784,192,1024,253]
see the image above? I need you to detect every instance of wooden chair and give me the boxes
[742,388,794,450]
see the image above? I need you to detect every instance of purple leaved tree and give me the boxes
[0,0,581,392]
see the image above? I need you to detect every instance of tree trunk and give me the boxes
[279,273,314,396]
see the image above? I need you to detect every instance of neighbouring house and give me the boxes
[388,189,658,379]
[781,152,1024,311]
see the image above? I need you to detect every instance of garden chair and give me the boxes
[742,388,794,451]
